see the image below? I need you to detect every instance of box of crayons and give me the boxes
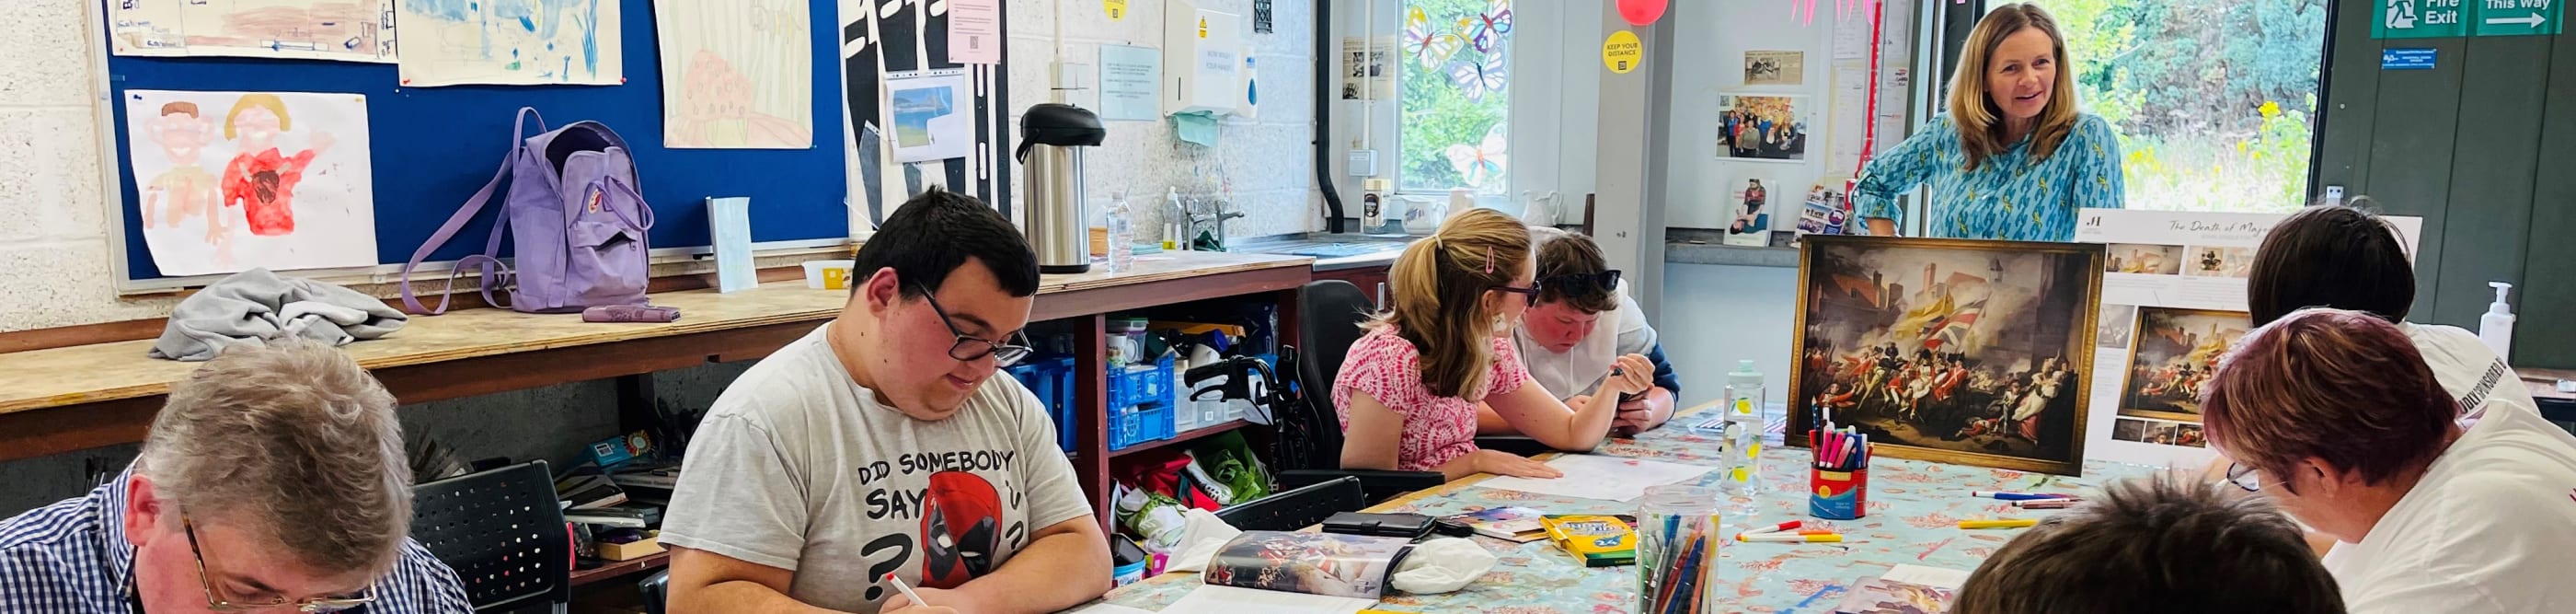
[1810,428,1870,520]
[1540,515,1638,567]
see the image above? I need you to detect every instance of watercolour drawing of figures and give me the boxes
[126,90,378,277]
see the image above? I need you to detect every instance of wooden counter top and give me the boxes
[0,250,1309,438]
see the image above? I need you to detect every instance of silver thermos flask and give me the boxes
[1018,104,1108,274]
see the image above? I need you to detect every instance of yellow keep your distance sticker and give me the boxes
[1602,30,1642,74]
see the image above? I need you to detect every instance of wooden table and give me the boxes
[0,251,1312,511]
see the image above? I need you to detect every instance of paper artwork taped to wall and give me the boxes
[108,0,397,63]
[653,0,815,148]
[397,0,623,87]
[125,90,378,276]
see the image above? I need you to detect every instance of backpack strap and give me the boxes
[401,108,547,315]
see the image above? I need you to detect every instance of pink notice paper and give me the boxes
[949,0,1002,64]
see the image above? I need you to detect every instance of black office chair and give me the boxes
[638,569,671,614]
[1275,281,1570,504]
[411,461,572,614]
[1214,476,1365,532]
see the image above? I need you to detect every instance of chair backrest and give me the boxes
[638,569,671,614]
[411,461,571,612]
[1294,280,1378,469]
[1213,476,1364,532]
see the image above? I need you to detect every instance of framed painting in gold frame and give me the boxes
[1788,236,2105,475]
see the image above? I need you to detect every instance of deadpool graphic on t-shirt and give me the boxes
[919,471,1002,587]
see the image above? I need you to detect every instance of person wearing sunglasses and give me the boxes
[0,341,470,614]
[2201,308,2576,614]
[661,188,1104,614]
[1488,226,1681,435]
[1336,209,1656,481]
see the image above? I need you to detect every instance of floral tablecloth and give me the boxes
[1091,404,2152,613]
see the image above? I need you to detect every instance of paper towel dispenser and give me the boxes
[1164,0,1247,116]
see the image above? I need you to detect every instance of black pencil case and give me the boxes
[1322,512,1436,539]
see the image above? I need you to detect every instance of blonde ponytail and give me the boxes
[1374,208,1532,399]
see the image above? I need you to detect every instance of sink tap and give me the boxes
[1184,199,1246,250]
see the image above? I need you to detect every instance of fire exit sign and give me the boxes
[2375,0,2561,38]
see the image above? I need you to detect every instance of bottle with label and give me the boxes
[2482,282,2516,356]
[1718,360,1765,498]
[1104,191,1134,272]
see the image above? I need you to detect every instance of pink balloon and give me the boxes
[1617,0,1668,26]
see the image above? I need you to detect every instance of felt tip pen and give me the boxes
[2014,498,2082,509]
[1739,533,1851,543]
[882,573,927,608]
[1972,491,2072,501]
[1958,519,2041,529]
[1743,520,1804,535]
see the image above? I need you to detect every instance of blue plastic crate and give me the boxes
[1110,408,1146,450]
[1007,356,1080,453]
[1144,405,1175,441]
[1108,354,1177,410]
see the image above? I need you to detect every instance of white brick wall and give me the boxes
[1005,0,1319,240]
[0,0,179,332]
[0,0,1318,333]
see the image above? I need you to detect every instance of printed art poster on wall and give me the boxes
[124,90,378,276]
[2072,208,2424,467]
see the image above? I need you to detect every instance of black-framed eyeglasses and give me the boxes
[182,514,377,612]
[2223,462,2263,492]
[1539,270,1621,298]
[1491,283,1544,306]
[914,284,1033,366]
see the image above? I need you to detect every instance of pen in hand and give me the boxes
[883,573,927,608]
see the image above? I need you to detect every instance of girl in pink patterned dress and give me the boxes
[1333,209,1655,481]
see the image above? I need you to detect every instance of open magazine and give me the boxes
[1199,531,1415,599]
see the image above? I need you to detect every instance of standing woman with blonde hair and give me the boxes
[1854,3,2124,242]
[1335,209,1654,481]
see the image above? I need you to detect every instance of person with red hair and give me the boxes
[2202,308,2576,614]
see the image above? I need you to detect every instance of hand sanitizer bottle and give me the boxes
[2481,282,2516,357]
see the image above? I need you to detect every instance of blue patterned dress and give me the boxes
[1852,113,2127,242]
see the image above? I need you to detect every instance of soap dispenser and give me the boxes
[2481,282,2516,357]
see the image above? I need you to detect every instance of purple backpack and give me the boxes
[403,108,654,315]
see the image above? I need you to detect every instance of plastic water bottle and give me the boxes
[1718,361,1766,499]
[1104,191,1134,272]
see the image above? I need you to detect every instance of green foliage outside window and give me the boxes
[2019,0,2325,212]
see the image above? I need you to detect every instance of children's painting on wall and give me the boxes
[654,0,815,149]
[125,90,377,276]
[107,0,397,63]
[1790,236,2104,475]
[397,0,623,87]
[2117,307,2250,423]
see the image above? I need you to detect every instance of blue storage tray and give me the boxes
[1006,356,1080,453]
[1108,354,1176,410]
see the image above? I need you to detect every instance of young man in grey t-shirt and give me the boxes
[661,189,1110,614]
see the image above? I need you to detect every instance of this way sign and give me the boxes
[2377,0,2560,37]
[2473,0,2560,35]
